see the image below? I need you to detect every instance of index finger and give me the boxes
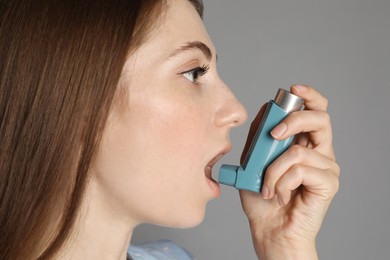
[290,85,328,111]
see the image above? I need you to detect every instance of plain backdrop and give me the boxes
[132,0,390,259]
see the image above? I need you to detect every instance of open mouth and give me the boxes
[204,145,231,181]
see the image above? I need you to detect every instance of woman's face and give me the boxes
[91,0,247,228]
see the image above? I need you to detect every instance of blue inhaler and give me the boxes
[218,88,305,193]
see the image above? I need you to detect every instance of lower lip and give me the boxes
[206,175,221,197]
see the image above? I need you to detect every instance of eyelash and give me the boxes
[180,64,210,84]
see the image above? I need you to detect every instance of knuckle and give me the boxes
[290,145,306,161]
[322,96,329,109]
[321,111,331,124]
[333,163,341,177]
[331,175,340,196]
[325,168,340,198]
[290,164,305,179]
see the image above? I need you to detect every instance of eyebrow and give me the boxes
[169,41,213,61]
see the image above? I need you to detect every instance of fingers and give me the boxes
[262,145,340,200]
[274,165,339,206]
[290,85,328,112]
[257,86,339,209]
[271,110,331,140]
[271,85,335,159]
[270,110,333,157]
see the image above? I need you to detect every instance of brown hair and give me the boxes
[0,0,204,259]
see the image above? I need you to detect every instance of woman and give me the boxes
[0,0,339,259]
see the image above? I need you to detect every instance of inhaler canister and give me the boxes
[218,88,305,193]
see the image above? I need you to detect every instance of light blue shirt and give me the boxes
[128,240,193,260]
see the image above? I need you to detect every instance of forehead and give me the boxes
[140,0,214,59]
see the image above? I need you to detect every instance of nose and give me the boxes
[213,83,248,128]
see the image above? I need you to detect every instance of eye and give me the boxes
[180,64,210,84]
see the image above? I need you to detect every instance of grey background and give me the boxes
[132,0,390,259]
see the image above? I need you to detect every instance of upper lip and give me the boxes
[205,144,232,174]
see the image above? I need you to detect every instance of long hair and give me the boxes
[0,0,170,259]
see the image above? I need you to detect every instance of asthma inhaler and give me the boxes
[218,88,305,193]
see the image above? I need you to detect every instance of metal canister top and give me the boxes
[274,88,305,113]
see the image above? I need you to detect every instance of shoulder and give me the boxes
[128,239,193,260]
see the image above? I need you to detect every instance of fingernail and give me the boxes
[292,85,307,94]
[261,185,270,199]
[271,123,287,139]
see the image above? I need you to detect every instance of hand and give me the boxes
[239,85,340,260]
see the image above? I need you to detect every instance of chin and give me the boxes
[158,205,207,229]
[177,214,205,229]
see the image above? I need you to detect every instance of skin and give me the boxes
[58,0,247,259]
[57,0,339,259]
[240,85,340,259]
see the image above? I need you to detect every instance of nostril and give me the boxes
[214,100,247,128]
[233,103,248,127]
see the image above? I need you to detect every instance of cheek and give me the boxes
[138,102,208,193]
[131,92,208,169]
[91,95,211,226]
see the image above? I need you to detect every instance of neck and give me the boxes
[56,177,138,260]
